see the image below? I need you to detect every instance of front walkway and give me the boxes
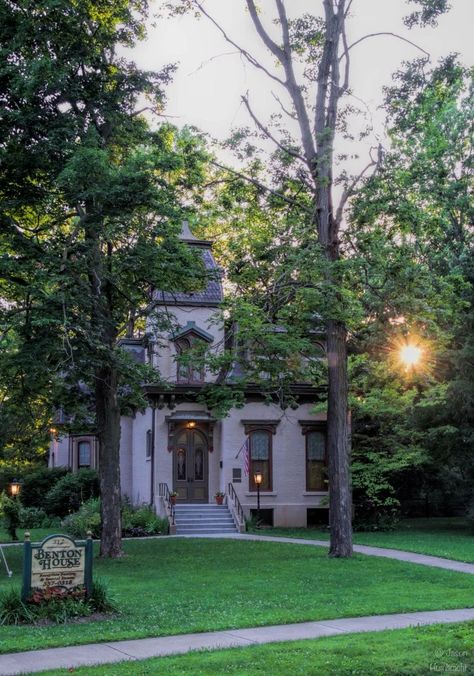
[175,533,474,575]
[1,608,474,674]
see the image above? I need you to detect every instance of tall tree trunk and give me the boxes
[96,363,123,558]
[87,222,123,558]
[223,0,354,555]
[326,319,352,556]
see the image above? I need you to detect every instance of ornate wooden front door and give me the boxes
[173,427,209,503]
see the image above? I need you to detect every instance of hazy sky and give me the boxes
[129,1,473,168]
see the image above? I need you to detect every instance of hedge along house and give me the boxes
[50,223,330,531]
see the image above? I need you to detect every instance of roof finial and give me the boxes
[180,220,197,241]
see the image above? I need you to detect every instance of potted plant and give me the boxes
[169,491,178,505]
[214,491,225,505]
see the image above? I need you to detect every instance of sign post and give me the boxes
[22,532,93,602]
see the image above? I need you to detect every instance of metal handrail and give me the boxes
[159,482,175,526]
[227,482,245,530]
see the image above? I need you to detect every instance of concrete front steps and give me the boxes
[174,503,238,535]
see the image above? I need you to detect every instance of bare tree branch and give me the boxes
[271,91,297,120]
[245,0,286,63]
[343,32,430,59]
[341,13,350,94]
[187,50,240,76]
[242,94,306,163]
[344,0,355,18]
[210,159,312,214]
[334,155,379,226]
[192,1,286,86]
[247,0,317,173]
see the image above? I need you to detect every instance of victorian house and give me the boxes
[50,223,329,531]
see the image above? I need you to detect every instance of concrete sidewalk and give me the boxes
[173,533,474,575]
[234,534,474,575]
[1,608,474,675]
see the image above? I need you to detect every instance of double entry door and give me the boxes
[173,427,209,503]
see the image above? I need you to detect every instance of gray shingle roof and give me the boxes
[154,247,223,307]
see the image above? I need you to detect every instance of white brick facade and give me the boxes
[50,224,330,527]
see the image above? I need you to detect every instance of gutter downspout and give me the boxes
[150,402,156,507]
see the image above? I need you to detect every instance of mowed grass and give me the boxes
[251,517,474,563]
[0,528,55,544]
[43,621,474,676]
[2,517,472,562]
[1,538,474,654]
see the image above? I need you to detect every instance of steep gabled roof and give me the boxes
[153,222,223,307]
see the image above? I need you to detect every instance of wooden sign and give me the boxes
[22,533,93,602]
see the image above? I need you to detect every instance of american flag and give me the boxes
[236,437,250,476]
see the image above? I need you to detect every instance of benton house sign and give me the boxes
[22,533,93,601]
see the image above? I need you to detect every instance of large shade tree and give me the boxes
[170,0,451,556]
[0,0,208,556]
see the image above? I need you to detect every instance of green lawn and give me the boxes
[1,538,474,654]
[42,621,474,675]
[2,518,472,564]
[251,517,474,563]
[0,528,53,544]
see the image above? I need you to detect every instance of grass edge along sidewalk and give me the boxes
[246,517,474,564]
[1,609,474,675]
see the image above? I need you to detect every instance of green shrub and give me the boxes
[20,467,68,510]
[62,498,168,539]
[352,469,401,531]
[121,501,168,537]
[45,469,99,517]
[0,588,34,625]
[18,506,60,530]
[61,498,101,538]
[0,494,20,540]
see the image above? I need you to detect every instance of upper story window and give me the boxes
[78,441,91,469]
[175,336,205,383]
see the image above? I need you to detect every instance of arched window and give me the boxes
[249,429,272,491]
[78,441,91,469]
[306,430,326,491]
[176,336,204,383]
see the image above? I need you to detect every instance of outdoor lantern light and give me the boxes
[254,471,263,525]
[187,421,196,429]
[9,479,21,498]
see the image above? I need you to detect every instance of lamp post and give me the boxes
[254,471,263,525]
[8,479,21,542]
[9,479,21,499]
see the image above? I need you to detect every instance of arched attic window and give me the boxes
[173,323,213,383]
[176,336,205,383]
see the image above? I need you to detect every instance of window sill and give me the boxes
[245,492,277,497]
[303,491,329,496]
